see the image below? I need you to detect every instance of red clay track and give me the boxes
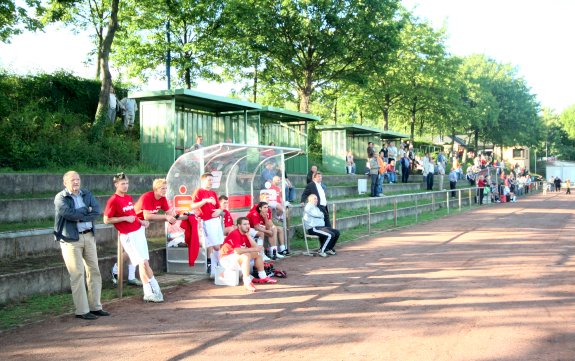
[1,192,574,361]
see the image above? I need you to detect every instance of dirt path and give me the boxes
[1,192,574,361]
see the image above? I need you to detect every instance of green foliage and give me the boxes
[0,0,44,43]
[0,72,140,171]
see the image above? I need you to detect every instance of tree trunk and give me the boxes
[185,68,191,89]
[96,29,103,79]
[382,94,390,131]
[474,127,479,151]
[298,71,313,113]
[253,58,258,103]
[409,99,417,144]
[94,0,119,124]
[333,97,337,124]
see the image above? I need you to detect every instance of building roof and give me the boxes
[315,123,409,139]
[128,89,262,113]
[257,106,320,122]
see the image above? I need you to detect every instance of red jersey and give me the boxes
[478,179,486,187]
[268,185,282,204]
[222,209,234,228]
[192,188,221,221]
[134,191,170,220]
[246,204,271,228]
[220,229,251,257]
[104,194,141,234]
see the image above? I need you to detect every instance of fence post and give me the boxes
[468,188,472,208]
[367,198,371,235]
[332,203,337,228]
[458,189,462,212]
[394,198,397,226]
[446,190,450,215]
[415,197,418,223]
[117,231,123,298]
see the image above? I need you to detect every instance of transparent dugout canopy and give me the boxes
[166,143,302,214]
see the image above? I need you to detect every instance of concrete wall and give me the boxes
[0,248,166,305]
[0,173,165,196]
[0,222,166,260]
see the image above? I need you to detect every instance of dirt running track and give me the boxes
[1,192,575,361]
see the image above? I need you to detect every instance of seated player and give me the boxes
[246,201,281,261]
[219,217,278,293]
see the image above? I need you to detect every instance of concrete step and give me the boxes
[0,222,166,260]
[0,248,166,305]
[1,193,147,223]
[0,173,165,196]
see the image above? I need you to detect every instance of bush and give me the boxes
[0,72,138,171]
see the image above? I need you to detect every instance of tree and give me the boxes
[44,0,119,125]
[0,0,43,43]
[223,0,404,113]
[113,0,225,89]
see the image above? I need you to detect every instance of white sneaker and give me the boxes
[143,293,164,303]
[262,253,271,261]
[274,251,285,259]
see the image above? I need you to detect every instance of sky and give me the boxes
[0,0,573,112]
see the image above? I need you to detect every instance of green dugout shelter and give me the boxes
[129,89,319,173]
[316,124,409,174]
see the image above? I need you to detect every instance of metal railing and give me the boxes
[323,181,544,236]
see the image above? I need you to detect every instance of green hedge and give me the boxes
[0,71,139,171]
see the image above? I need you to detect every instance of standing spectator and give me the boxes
[260,161,277,189]
[477,175,486,205]
[376,153,386,196]
[368,153,380,197]
[437,161,446,190]
[346,150,356,174]
[367,142,375,158]
[54,171,108,320]
[120,97,136,129]
[400,152,411,183]
[387,141,398,164]
[193,135,204,150]
[301,171,332,227]
[554,176,562,192]
[303,194,340,257]
[108,87,118,124]
[386,159,397,184]
[425,156,435,190]
[104,173,164,303]
[279,164,296,203]
[306,165,318,184]
[449,167,458,197]
[566,179,571,194]
[380,142,389,163]
[192,173,225,277]
[437,150,447,169]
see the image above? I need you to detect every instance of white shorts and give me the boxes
[202,217,224,248]
[249,228,258,238]
[219,253,241,271]
[119,227,149,266]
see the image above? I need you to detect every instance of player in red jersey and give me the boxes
[219,217,277,293]
[104,173,164,303]
[112,178,180,286]
[219,195,235,236]
[192,173,225,277]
